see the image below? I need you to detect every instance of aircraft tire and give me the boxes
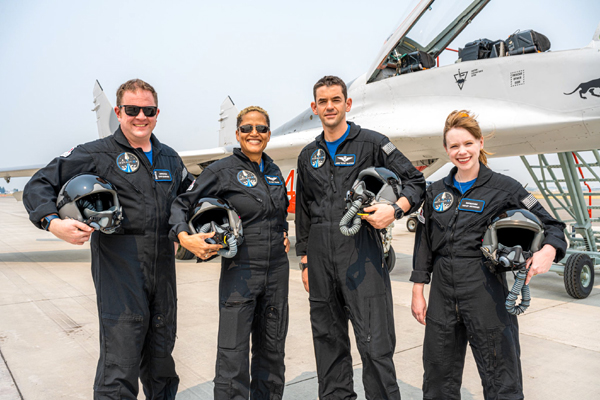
[406,217,417,232]
[385,246,396,273]
[564,253,594,299]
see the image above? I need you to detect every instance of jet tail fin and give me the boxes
[219,96,238,147]
[594,21,600,42]
[92,80,119,138]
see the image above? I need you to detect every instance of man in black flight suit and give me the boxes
[23,79,194,399]
[295,75,426,399]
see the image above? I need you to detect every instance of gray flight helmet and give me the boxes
[56,174,122,234]
[348,166,402,206]
[188,198,243,244]
[481,209,545,270]
[175,197,243,261]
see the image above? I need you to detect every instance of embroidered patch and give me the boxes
[311,149,326,169]
[334,154,356,166]
[61,147,75,157]
[116,152,140,173]
[153,169,172,182]
[521,193,538,210]
[237,170,258,187]
[458,198,485,213]
[418,208,425,224]
[186,179,196,192]
[433,192,454,212]
[181,167,188,182]
[382,142,396,155]
[265,175,283,185]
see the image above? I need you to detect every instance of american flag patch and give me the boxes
[186,179,196,192]
[382,142,396,155]
[521,193,538,210]
[418,208,425,224]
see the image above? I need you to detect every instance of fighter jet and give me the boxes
[3,0,600,215]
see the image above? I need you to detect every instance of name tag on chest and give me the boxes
[458,198,485,212]
[153,169,172,182]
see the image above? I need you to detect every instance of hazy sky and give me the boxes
[1,0,599,190]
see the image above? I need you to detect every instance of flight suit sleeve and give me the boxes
[514,184,567,262]
[294,156,310,257]
[168,168,224,242]
[410,189,434,283]
[23,146,97,229]
[378,137,426,214]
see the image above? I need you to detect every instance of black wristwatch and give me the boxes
[391,203,404,220]
[299,262,308,271]
[41,215,60,231]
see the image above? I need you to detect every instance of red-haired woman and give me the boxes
[410,110,567,399]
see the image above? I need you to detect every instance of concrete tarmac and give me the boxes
[0,196,599,399]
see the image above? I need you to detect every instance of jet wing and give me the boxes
[0,165,46,183]
[178,148,230,175]
[366,0,490,83]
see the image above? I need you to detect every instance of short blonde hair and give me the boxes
[236,106,270,128]
[443,110,493,166]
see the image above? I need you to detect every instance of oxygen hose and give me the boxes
[339,199,364,236]
[505,269,531,315]
[199,223,238,258]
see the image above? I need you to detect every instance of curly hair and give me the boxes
[236,106,270,128]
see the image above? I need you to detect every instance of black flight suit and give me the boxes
[23,128,193,400]
[169,148,290,400]
[411,164,567,400]
[295,122,426,400]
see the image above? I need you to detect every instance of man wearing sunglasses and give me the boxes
[23,79,194,399]
[295,76,426,399]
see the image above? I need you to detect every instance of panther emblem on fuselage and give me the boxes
[564,78,600,99]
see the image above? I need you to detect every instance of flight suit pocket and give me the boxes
[430,214,449,250]
[488,325,522,391]
[366,294,393,358]
[423,317,446,365]
[152,314,168,358]
[264,306,280,353]
[102,313,144,367]
[218,300,254,350]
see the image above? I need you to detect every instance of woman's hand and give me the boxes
[283,232,290,253]
[525,244,557,285]
[411,283,427,325]
[177,231,222,260]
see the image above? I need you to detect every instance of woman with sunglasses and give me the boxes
[410,110,566,399]
[169,106,290,400]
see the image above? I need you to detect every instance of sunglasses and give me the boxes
[238,124,269,134]
[119,105,158,117]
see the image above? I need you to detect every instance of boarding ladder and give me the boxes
[521,151,600,298]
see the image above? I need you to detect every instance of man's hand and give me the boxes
[177,231,222,260]
[411,283,427,325]
[48,218,94,245]
[525,244,557,285]
[301,255,309,293]
[362,204,395,229]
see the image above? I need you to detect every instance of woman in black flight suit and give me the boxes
[410,110,567,400]
[169,106,290,400]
